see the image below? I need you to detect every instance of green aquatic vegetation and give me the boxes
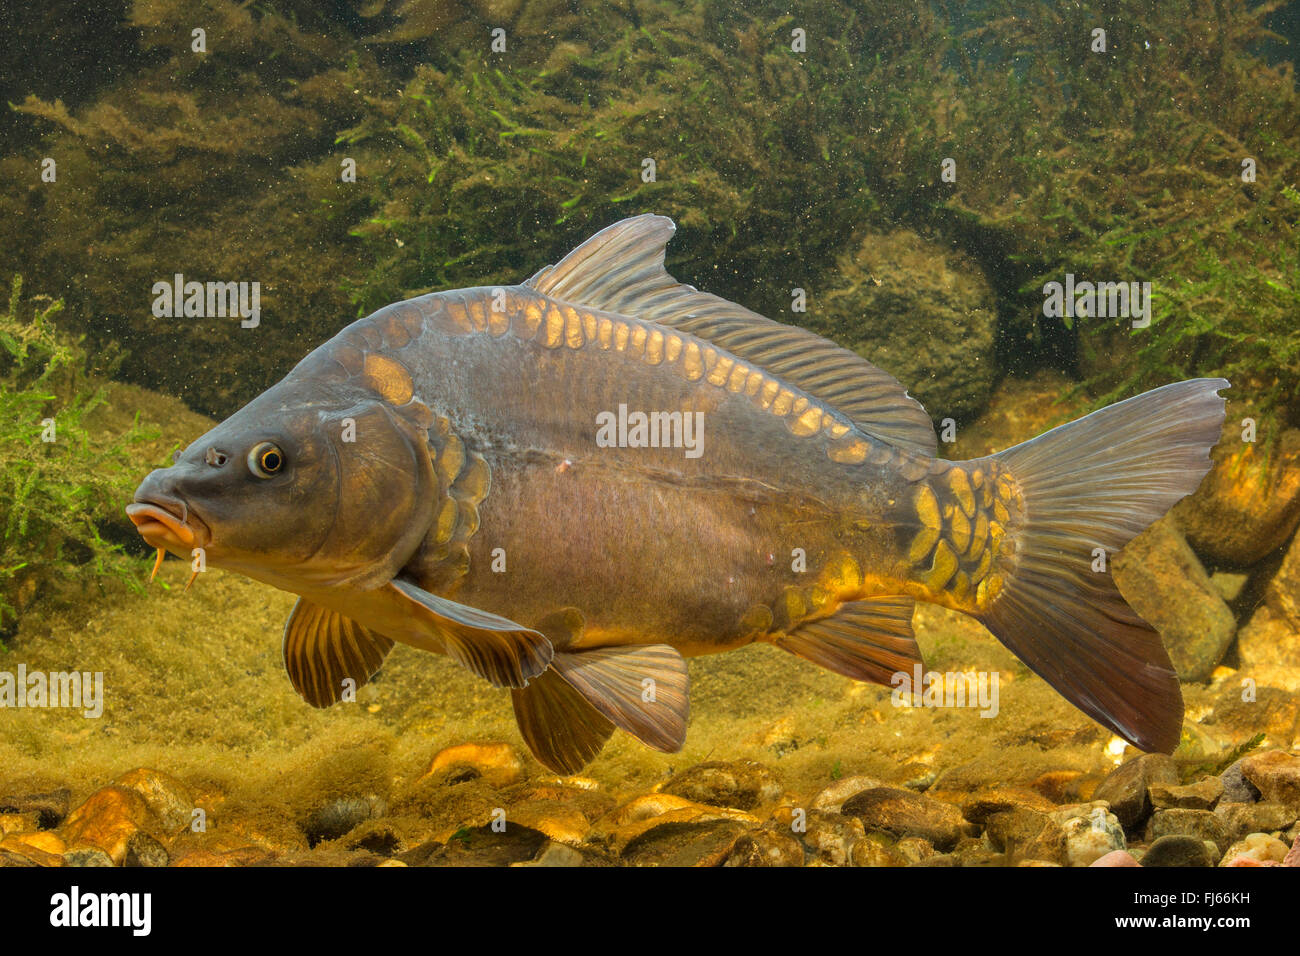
[1181,731,1265,783]
[0,277,156,635]
[2,0,1297,422]
[933,0,1300,417]
[341,0,939,318]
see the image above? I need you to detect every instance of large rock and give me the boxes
[1173,426,1300,566]
[1113,516,1236,681]
[813,229,998,423]
[1265,527,1300,630]
[1236,606,1298,667]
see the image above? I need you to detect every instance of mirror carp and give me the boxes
[127,215,1228,773]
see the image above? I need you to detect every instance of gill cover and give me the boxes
[316,400,438,590]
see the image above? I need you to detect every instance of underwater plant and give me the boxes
[0,276,155,637]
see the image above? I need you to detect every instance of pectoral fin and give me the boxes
[386,578,553,688]
[283,598,395,707]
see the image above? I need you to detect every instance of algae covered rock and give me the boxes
[1140,835,1214,867]
[658,759,783,812]
[812,230,999,424]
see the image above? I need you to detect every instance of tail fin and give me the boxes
[975,378,1228,753]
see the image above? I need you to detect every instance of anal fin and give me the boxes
[775,596,921,685]
[283,598,396,707]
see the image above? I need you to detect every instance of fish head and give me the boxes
[127,389,438,591]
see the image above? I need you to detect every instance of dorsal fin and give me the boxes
[526,215,937,456]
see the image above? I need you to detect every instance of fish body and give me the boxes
[128,215,1228,773]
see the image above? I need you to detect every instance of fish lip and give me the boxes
[125,498,210,552]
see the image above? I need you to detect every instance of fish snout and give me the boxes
[126,471,210,553]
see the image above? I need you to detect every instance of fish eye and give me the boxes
[248,441,285,478]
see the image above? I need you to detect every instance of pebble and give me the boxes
[114,768,196,834]
[984,809,1067,865]
[1089,849,1140,867]
[722,827,804,867]
[840,786,966,851]
[959,788,1056,826]
[1145,809,1230,854]
[1028,770,1091,804]
[62,846,115,867]
[809,775,885,813]
[123,832,170,867]
[621,818,752,867]
[593,796,758,854]
[894,836,936,864]
[425,742,524,788]
[1219,759,1262,803]
[0,789,71,829]
[1052,805,1126,867]
[305,794,386,846]
[659,760,783,811]
[513,842,585,868]
[1219,832,1290,867]
[0,834,65,867]
[1240,750,1300,808]
[60,786,158,865]
[1141,835,1214,867]
[1149,777,1224,811]
[783,810,866,867]
[0,812,39,836]
[504,800,592,846]
[1093,753,1179,830]
[1213,801,1297,842]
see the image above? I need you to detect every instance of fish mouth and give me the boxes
[125,498,210,553]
